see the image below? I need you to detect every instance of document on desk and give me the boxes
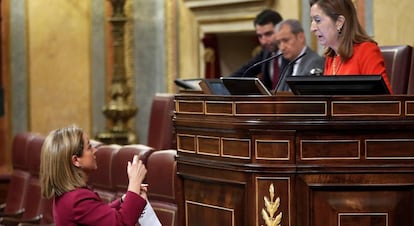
[138,200,162,226]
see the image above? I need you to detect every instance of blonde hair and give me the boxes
[40,125,86,199]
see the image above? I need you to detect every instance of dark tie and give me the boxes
[275,61,294,92]
[272,58,279,89]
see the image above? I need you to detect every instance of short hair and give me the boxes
[254,9,283,27]
[40,125,86,199]
[276,19,304,35]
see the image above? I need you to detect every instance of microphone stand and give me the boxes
[241,52,283,77]
[273,52,307,93]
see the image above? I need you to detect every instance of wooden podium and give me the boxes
[174,94,414,226]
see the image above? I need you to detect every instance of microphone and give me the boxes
[310,68,323,76]
[241,52,283,77]
[273,52,307,92]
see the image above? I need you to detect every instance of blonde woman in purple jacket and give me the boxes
[40,125,147,226]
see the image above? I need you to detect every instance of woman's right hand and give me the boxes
[127,155,147,196]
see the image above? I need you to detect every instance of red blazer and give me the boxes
[324,41,393,94]
[54,188,146,226]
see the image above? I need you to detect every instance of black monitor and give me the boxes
[285,75,390,95]
[220,77,272,96]
[199,79,230,95]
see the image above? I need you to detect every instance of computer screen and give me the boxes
[220,77,272,96]
[285,75,390,95]
[199,79,230,95]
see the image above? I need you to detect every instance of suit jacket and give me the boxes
[276,46,325,92]
[229,49,289,90]
[53,188,146,226]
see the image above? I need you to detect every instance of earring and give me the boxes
[337,27,343,35]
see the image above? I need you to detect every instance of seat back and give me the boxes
[28,134,55,224]
[147,93,175,150]
[1,134,54,225]
[380,45,413,94]
[146,149,182,226]
[408,50,414,94]
[22,135,46,222]
[111,145,154,198]
[88,144,121,203]
[3,133,34,214]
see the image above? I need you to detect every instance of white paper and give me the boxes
[138,201,162,226]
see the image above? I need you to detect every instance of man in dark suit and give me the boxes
[273,19,325,92]
[229,9,285,90]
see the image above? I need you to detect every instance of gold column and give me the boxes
[97,0,137,145]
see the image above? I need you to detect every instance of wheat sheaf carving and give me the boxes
[261,183,282,226]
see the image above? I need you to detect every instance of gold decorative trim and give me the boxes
[262,183,282,226]
[256,177,290,226]
[221,137,251,159]
[234,101,327,117]
[176,100,205,114]
[185,200,235,226]
[177,133,196,153]
[331,101,401,116]
[125,0,133,88]
[165,0,179,93]
[178,133,253,159]
[365,139,414,160]
[255,139,290,160]
[405,101,414,116]
[338,212,388,226]
[197,135,221,156]
[205,101,234,116]
[152,206,177,226]
[300,140,361,160]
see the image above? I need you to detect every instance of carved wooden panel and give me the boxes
[365,139,414,159]
[297,173,414,226]
[331,101,401,116]
[175,95,414,226]
[180,165,247,226]
[300,139,360,160]
[205,101,233,115]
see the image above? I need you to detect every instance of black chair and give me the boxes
[380,45,413,94]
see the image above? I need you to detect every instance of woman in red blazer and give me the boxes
[309,0,393,94]
[40,125,147,226]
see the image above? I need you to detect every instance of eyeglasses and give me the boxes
[75,135,84,157]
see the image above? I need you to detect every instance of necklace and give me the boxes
[332,55,342,75]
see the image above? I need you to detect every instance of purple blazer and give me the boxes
[53,188,146,226]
